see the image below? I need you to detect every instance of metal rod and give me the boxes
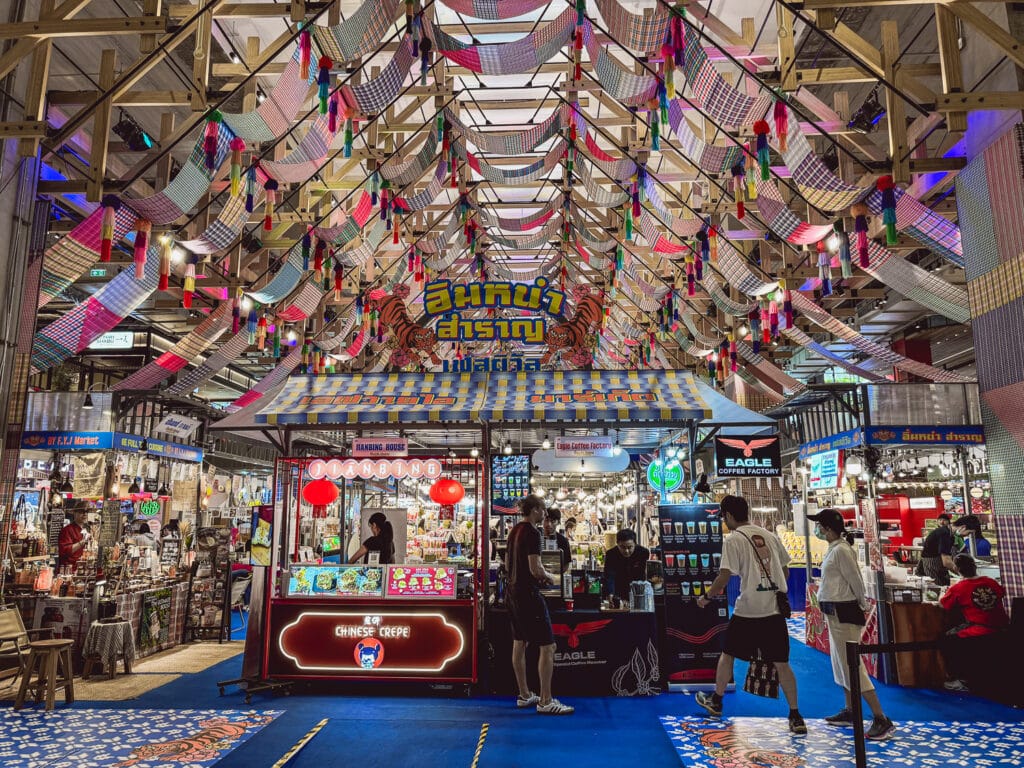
[847,639,868,768]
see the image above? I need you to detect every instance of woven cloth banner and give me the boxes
[113,303,233,391]
[394,159,448,212]
[863,187,964,265]
[574,216,618,252]
[486,216,562,249]
[438,0,552,19]
[380,131,439,184]
[247,243,308,305]
[576,158,630,207]
[222,51,315,142]
[261,112,335,183]
[425,7,576,74]
[445,106,565,156]
[455,137,566,184]
[165,324,254,397]
[703,272,757,316]
[781,325,886,382]
[475,196,562,231]
[754,180,835,245]
[643,173,705,238]
[593,0,671,54]
[341,37,415,115]
[667,99,743,175]
[311,0,402,64]
[583,21,658,106]
[180,193,256,255]
[735,339,808,396]
[275,278,330,323]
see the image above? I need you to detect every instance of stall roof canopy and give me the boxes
[219,370,727,428]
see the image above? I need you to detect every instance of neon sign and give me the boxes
[307,458,442,481]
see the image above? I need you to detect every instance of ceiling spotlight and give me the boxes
[82,393,94,410]
[822,145,840,173]
[470,446,479,458]
[738,325,748,337]
[666,446,678,458]
[257,89,267,104]
[112,110,153,151]
[825,232,841,252]
[847,86,886,134]
[503,441,513,455]
[542,435,551,450]
[229,51,240,64]
[171,247,185,263]
[447,447,457,458]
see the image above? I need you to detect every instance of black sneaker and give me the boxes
[824,708,855,727]
[695,691,723,717]
[789,712,808,734]
[866,716,895,740]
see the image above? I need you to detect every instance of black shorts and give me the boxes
[507,590,554,645]
[723,614,790,663]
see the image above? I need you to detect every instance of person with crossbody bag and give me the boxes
[696,495,807,734]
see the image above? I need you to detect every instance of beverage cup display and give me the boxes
[688,554,698,569]
[674,522,685,535]
[680,582,690,596]
[710,520,720,535]
[713,552,722,567]
[698,521,707,535]
[662,521,672,535]
[692,582,702,596]
[701,553,710,568]
[665,554,676,568]
[566,599,575,611]
[704,580,714,594]
[686,521,696,535]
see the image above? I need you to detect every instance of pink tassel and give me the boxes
[299,28,311,79]
[133,220,151,279]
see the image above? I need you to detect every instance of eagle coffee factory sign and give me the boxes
[714,436,782,477]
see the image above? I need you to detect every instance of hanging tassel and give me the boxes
[576,0,586,25]
[355,294,364,325]
[158,235,173,291]
[256,313,268,351]
[695,252,703,281]
[697,228,709,263]
[244,165,256,213]
[717,341,728,383]
[749,308,761,355]
[231,289,241,334]
[393,212,401,245]
[851,203,870,268]
[100,195,120,262]
[731,162,745,220]
[661,44,675,99]
[301,229,312,271]
[334,260,344,301]
[708,226,718,263]
[707,354,716,381]
[317,56,332,114]
[877,175,898,245]
[301,334,311,373]
[412,13,421,57]
[781,279,793,329]
[745,145,758,199]
[450,156,458,187]
[658,81,669,128]
[769,301,779,339]
[560,264,568,292]
[835,221,852,278]
[773,99,789,153]
[313,239,326,280]
[624,205,633,242]
[299,26,311,79]
[133,220,150,279]
[328,94,339,134]
[370,170,380,207]
[272,326,281,359]
[247,303,258,345]
[685,254,695,296]
[414,250,423,282]
[203,110,222,171]
[228,138,245,196]
[753,120,771,181]
[728,332,737,372]
[649,100,660,151]
[263,179,278,231]
[343,113,353,157]
[615,244,624,272]
[631,177,641,218]
[405,0,414,32]
[183,254,197,309]
[420,37,432,86]
[817,241,832,296]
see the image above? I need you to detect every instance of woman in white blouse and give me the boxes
[808,509,895,741]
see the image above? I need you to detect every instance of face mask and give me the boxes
[813,524,829,541]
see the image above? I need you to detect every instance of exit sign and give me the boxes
[89,267,107,277]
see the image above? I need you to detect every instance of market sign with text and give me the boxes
[268,602,474,680]
[351,438,408,458]
[21,431,113,451]
[648,460,684,494]
[863,425,985,445]
[714,435,782,477]
[554,436,614,459]
[808,449,843,490]
[113,433,203,463]
[442,355,540,373]
[798,428,862,461]
[423,278,564,344]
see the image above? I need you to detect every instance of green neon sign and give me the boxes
[647,460,684,493]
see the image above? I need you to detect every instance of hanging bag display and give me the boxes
[736,528,791,619]
[743,649,780,698]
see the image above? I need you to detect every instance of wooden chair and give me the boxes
[0,605,53,688]
[14,639,75,711]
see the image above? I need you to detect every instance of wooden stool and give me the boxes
[14,639,75,711]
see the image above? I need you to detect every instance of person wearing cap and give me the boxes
[939,553,1009,692]
[952,515,991,558]
[918,513,956,586]
[809,508,895,740]
[58,501,92,571]
[542,507,572,573]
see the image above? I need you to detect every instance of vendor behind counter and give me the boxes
[603,530,649,602]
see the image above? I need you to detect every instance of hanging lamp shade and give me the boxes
[429,478,465,505]
[302,477,339,518]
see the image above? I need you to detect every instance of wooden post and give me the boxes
[776,4,797,91]
[243,37,260,113]
[86,49,117,202]
[154,112,175,189]
[191,6,213,111]
[18,0,54,158]
[140,0,162,54]
[881,20,910,184]
[935,5,967,134]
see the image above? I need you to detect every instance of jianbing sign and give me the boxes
[423,278,565,343]
[268,602,475,680]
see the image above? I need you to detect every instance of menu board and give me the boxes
[98,500,123,547]
[491,454,530,514]
[385,565,457,599]
[659,503,728,689]
[47,511,64,556]
[287,565,384,598]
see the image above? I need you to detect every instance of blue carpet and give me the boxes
[2,629,1021,768]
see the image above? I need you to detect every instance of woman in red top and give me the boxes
[939,554,1009,692]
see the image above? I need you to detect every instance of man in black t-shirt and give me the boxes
[542,507,572,573]
[505,494,573,715]
[603,529,650,601]
[919,514,955,585]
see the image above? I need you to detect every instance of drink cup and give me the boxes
[704,580,714,595]
[566,599,574,611]
[713,553,722,568]
[701,553,710,568]
[710,520,720,535]
[674,522,685,535]
[686,521,696,535]
[688,554,698,569]
[662,521,672,535]
[680,581,690,596]
[665,554,676,568]
[692,582,702,597]
[698,521,707,535]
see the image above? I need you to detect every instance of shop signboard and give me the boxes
[137,499,162,517]
[714,435,782,477]
[98,500,122,547]
[21,431,113,451]
[351,438,408,457]
[113,433,203,463]
[385,565,457,599]
[423,278,566,344]
[268,601,475,680]
[87,331,134,350]
[139,588,172,651]
[287,565,385,598]
[442,355,540,373]
[808,450,842,490]
[647,460,684,494]
[554,436,614,459]
[797,429,862,461]
[46,511,64,556]
[863,425,985,445]
[658,503,727,689]
[306,457,441,481]
[154,413,201,438]
[490,454,530,514]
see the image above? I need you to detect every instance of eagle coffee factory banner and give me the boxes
[659,503,728,689]
[714,436,782,477]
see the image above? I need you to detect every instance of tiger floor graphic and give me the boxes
[0,708,280,768]
[661,716,1024,767]
[786,612,807,644]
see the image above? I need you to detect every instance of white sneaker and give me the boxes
[944,679,969,692]
[536,698,575,715]
[516,693,540,708]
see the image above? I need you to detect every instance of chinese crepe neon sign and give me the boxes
[307,457,442,481]
[423,278,566,344]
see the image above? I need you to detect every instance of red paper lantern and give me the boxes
[429,478,465,505]
[302,478,339,518]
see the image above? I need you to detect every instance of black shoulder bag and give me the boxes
[736,528,791,619]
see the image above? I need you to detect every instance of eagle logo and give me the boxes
[551,620,612,648]
[719,437,777,457]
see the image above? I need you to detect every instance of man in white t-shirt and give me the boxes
[695,495,806,734]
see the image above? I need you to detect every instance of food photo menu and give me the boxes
[491,454,531,514]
